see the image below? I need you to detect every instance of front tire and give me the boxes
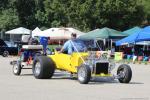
[13,61,21,75]
[117,64,132,83]
[77,65,91,84]
[32,56,55,79]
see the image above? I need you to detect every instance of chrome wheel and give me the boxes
[118,70,126,79]
[13,62,21,75]
[117,64,132,83]
[13,64,18,74]
[78,67,86,82]
[77,65,91,84]
[34,62,41,76]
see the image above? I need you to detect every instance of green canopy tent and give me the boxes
[78,27,127,49]
[122,26,142,36]
[79,27,127,40]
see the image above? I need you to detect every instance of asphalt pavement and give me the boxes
[0,56,150,100]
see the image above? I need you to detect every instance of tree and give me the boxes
[15,0,36,29]
[99,0,145,30]
[44,0,70,27]
[142,0,150,25]
[0,0,147,32]
[0,0,9,10]
[0,9,19,31]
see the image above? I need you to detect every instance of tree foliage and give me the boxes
[0,0,149,32]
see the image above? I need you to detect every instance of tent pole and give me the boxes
[59,40,60,47]
[143,41,145,51]
[103,39,105,50]
[107,39,109,50]
[111,39,112,50]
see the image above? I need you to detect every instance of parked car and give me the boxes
[0,39,18,57]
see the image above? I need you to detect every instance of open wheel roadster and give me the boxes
[32,39,132,84]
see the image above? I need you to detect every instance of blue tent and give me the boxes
[136,26,150,41]
[122,26,142,35]
[116,26,150,46]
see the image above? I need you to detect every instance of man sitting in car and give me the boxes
[59,33,86,54]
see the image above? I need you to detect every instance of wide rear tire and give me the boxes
[77,65,91,84]
[32,56,55,79]
[117,64,132,83]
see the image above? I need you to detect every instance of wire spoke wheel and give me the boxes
[117,64,132,83]
[77,65,91,84]
[78,67,86,82]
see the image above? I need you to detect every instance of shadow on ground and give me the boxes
[19,72,144,85]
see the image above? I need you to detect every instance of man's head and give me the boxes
[71,33,77,40]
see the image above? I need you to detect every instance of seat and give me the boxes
[22,45,43,50]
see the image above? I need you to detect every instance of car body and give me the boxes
[0,39,18,57]
[32,39,132,84]
[48,52,88,73]
[12,39,132,84]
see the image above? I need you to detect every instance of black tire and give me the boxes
[32,56,55,79]
[3,51,9,57]
[35,52,41,56]
[13,61,21,75]
[33,52,42,60]
[117,64,132,83]
[77,65,91,84]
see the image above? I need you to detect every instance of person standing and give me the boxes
[40,37,49,55]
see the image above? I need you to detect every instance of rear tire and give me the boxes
[77,65,91,84]
[32,56,55,79]
[117,64,132,83]
[3,51,9,57]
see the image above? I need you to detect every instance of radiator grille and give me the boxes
[95,63,109,74]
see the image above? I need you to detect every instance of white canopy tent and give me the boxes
[136,41,150,45]
[5,27,31,34]
[33,27,85,40]
[5,27,31,41]
[32,27,42,37]
[136,41,150,50]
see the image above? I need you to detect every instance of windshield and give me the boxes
[82,40,95,48]
[4,41,17,47]
[72,39,101,51]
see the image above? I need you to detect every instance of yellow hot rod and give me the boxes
[32,40,132,84]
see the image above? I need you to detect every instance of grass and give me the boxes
[48,45,60,49]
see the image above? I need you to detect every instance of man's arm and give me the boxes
[59,40,69,53]
[59,47,64,53]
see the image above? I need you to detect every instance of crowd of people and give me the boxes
[118,45,150,62]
